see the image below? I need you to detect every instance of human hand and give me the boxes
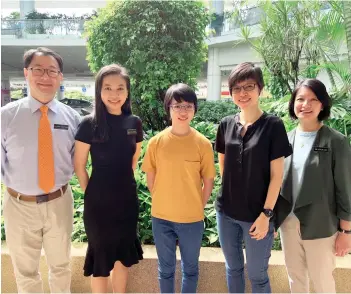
[274,229,279,239]
[249,213,269,241]
[335,232,351,257]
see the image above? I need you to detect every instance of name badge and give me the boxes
[313,147,329,152]
[127,129,137,135]
[54,124,69,130]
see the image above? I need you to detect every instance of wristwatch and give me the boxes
[338,228,351,234]
[262,209,274,218]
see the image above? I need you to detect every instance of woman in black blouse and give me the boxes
[74,64,143,293]
[215,62,292,293]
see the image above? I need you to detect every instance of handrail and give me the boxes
[1,19,85,37]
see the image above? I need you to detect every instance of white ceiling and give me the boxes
[1,44,91,75]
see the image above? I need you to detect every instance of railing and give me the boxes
[1,19,85,38]
[2,14,257,39]
[209,2,332,37]
[2,13,257,39]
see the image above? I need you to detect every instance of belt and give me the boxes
[7,184,68,204]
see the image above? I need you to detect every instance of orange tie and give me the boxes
[38,105,55,193]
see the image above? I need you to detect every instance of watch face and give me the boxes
[264,209,274,217]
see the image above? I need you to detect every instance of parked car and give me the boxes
[60,98,93,115]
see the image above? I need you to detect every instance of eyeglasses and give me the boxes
[232,83,256,94]
[28,67,61,78]
[170,104,195,112]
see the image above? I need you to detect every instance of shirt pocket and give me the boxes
[52,127,75,152]
[184,160,201,179]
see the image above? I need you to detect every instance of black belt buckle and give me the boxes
[36,194,49,204]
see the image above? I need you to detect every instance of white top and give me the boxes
[290,129,318,213]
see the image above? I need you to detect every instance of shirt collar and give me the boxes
[234,112,266,127]
[28,95,59,114]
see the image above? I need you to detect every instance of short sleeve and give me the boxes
[75,116,94,144]
[73,110,82,130]
[141,138,156,173]
[201,140,216,179]
[135,117,143,143]
[215,119,226,154]
[269,118,292,161]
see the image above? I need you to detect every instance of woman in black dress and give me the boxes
[74,64,143,293]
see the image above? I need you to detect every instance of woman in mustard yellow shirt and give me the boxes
[142,83,216,293]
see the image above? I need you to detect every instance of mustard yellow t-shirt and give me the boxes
[141,127,216,223]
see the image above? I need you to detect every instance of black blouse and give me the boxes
[215,113,292,222]
[75,113,143,169]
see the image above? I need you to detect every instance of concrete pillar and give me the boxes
[210,0,225,36]
[20,0,35,18]
[210,0,224,15]
[19,0,35,37]
[57,84,65,100]
[1,79,11,106]
[207,47,221,101]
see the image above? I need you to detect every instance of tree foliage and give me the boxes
[2,12,20,20]
[24,10,96,20]
[232,0,349,96]
[341,0,351,70]
[84,0,210,130]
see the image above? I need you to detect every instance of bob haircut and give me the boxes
[288,79,332,121]
[164,83,198,117]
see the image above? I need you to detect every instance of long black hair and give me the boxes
[92,64,132,142]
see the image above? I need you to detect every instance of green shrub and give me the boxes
[194,100,238,124]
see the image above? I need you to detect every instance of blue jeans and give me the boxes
[217,211,274,293]
[152,217,204,293]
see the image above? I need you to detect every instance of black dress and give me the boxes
[75,113,144,277]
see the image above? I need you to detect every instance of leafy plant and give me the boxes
[65,90,93,101]
[2,11,20,20]
[25,10,51,20]
[193,100,238,124]
[340,1,351,70]
[10,89,22,99]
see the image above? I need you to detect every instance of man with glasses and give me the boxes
[1,47,81,293]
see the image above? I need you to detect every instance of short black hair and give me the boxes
[164,83,198,117]
[228,62,264,95]
[23,47,63,72]
[288,79,332,121]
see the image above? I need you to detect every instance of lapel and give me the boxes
[280,129,295,203]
